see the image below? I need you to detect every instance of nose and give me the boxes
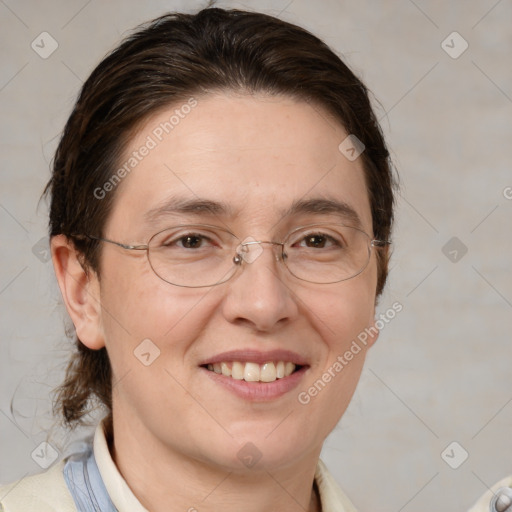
[221,240,298,332]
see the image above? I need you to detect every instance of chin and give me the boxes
[199,421,319,474]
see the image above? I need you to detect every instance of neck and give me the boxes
[110,416,322,512]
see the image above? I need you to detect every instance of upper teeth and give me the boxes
[206,361,296,382]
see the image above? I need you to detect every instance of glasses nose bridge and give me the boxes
[235,238,285,265]
[249,240,284,249]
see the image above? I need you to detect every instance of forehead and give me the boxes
[106,92,373,235]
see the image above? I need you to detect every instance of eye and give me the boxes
[175,234,209,249]
[300,234,334,248]
[155,229,219,250]
[161,233,215,249]
[293,232,342,249]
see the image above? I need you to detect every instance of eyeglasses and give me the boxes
[82,223,390,288]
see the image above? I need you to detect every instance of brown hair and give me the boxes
[46,7,396,428]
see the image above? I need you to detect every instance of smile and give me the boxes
[205,361,298,382]
[199,349,309,400]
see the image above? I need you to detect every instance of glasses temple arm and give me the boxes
[72,234,148,251]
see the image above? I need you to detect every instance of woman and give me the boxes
[0,6,396,511]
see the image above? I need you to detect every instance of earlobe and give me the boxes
[50,235,105,350]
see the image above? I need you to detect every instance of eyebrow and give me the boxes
[283,197,363,229]
[143,197,234,225]
[143,196,362,229]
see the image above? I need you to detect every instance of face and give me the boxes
[88,92,379,472]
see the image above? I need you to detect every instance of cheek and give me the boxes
[294,279,376,439]
[98,253,217,367]
[308,274,377,351]
[97,256,222,424]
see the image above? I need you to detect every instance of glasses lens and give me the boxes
[146,224,372,287]
[147,225,238,287]
[283,224,371,283]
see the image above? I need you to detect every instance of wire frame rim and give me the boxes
[146,225,375,287]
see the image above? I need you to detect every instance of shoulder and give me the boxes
[0,460,76,512]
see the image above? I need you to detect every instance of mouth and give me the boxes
[199,349,309,401]
[202,361,302,383]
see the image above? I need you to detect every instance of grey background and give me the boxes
[1,0,511,510]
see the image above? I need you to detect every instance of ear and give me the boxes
[51,235,105,350]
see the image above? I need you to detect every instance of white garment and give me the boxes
[0,421,358,511]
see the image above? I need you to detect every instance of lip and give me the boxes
[199,349,309,366]
[199,349,310,402]
[201,365,308,402]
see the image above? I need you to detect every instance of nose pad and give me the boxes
[235,238,281,264]
[236,237,264,264]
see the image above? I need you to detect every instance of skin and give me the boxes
[52,92,381,512]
